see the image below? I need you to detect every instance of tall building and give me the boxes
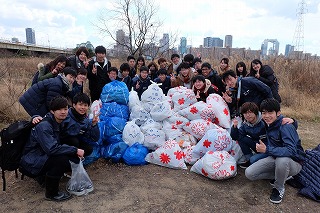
[285,44,294,57]
[159,33,169,52]
[203,37,223,48]
[225,35,232,48]
[25,28,36,44]
[261,39,279,57]
[179,37,187,55]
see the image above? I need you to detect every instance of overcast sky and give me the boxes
[0,0,319,55]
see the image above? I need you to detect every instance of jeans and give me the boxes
[249,153,268,164]
[245,156,302,191]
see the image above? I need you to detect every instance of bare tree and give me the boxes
[95,0,176,58]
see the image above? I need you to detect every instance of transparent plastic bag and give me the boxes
[66,160,94,196]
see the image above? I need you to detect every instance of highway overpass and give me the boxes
[0,40,74,55]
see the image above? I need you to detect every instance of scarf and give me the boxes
[71,107,87,122]
[59,73,71,91]
[173,59,182,71]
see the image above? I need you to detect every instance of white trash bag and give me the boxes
[206,94,231,129]
[150,101,173,121]
[190,150,237,180]
[88,99,102,120]
[179,101,215,121]
[143,128,166,150]
[145,139,188,170]
[190,128,233,164]
[122,120,145,146]
[182,119,218,140]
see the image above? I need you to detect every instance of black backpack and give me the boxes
[0,120,34,191]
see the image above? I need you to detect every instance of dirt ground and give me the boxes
[0,121,319,213]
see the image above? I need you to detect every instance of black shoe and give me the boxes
[45,191,72,202]
[239,161,251,169]
[270,188,284,204]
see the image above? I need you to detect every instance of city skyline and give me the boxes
[0,0,319,55]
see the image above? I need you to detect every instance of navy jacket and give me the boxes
[265,115,305,163]
[87,57,111,101]
[249,65,281,103]
[19,75,70,117]
[154,76,171,95]
[61,108,100,142]
[205,70,226,95]
[20,113,77,176]
[238,77,273,107]
[132,76,152,99]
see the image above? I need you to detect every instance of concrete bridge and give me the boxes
[0,40,74,55]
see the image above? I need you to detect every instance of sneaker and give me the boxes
[270,188,285,204]
[86,184,94,194]
[66,186,86,196]
[270,176,293,187]
[239,161,251,169]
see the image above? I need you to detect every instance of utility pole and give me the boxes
[292,0,307,53]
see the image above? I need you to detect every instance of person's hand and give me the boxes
[196,90,200,99]
[32,116,43,124]
[135,81,140,89]
[170,74,175,82]
[77,149,85,158]
[255,72,260,78]
[232,118,238,128]
[92,111,100,126]
[222,92,232,103]
[282,117,294,125]
[256,140,266,153]
[51,68,59,75]
[92,64,97,75]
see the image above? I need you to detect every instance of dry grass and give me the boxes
[0,56,319,122]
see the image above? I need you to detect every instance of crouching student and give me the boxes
[20,96,84,202]
[245,98,305,204]
[191,75,216,102]
[231,102,296,168]
[154,68,172,95]
[132,66,152,99]
[60,93,100,157]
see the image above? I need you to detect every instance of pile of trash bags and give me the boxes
[84,81,244,180]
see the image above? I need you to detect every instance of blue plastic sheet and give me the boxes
[100,102,129,120]
[122,143,149,166]
[100,81,129,105]
[101,142,128,163]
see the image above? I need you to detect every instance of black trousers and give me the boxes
[60,136,93,157]
[39,155,80,177]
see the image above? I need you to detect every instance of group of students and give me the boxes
[17,45,305,204]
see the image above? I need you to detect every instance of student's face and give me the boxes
[73,102,89,115]
[66,74,75,84]
[252,63,261,71]
[122,70,129,77]
[194,79,205,90]
[128,59,135,68]
[149,65,156,71]
[262,111,280,125]
[194,62,202,70]
[137,60,144,66]
[243,111,257,124]
[78,52,87,62]
[108,71,117,81]
[140,71,148,79]
[180,68,189,76]
[96,52,106,62]
[224,75,237,88]
[159,62,166,69]
[51,107,68,123]
[220,60,228,70]
[56,62,66,71]
[201,67,210,77]
[237,66,243,73]
[159,74,166,82]
[172,57,180,65]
